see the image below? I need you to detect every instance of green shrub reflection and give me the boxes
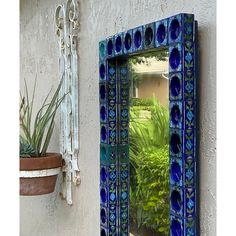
[129,98,170,235]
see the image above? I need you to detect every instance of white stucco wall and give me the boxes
[20,0,216,235]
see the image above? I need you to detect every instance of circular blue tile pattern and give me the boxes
[171,104,181,125]
[156,23,166,44]
[144,27,153,46]
[134,30,142,48]
[124,33,132,50]
[107,39,113,55]
[170,48,180,70]
[100,64,105,79]
[101,126,107,142]
[170,75,181,97]
[101,229,106,236]
[99,42,105,58]
[100,105,106,121]
[170,133,181,154]
[100,84,106,99]
[170,18,180,40]
[115,35,122,53]
[171,190,182,212]
[100,188,107,203]
[171,219,182,236]
[100,167,107,182]
[171,161,181,182]
[100,208,106,224]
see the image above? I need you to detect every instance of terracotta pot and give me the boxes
[20,153,62,196]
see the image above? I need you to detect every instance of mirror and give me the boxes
[128,49,170,236]
[99,14,198,236]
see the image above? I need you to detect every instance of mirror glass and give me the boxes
[128,49,170,236]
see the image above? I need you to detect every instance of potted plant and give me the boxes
[19,78,66,196]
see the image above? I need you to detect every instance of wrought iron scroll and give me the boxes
[55,0,80,205]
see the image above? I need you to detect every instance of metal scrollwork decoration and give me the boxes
[55,0,80,205]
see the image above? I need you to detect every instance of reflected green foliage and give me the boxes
[129,99,170,235]
[131,98,154,107]
[20,78,67,157]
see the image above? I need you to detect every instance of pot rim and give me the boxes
[20,152,62,171]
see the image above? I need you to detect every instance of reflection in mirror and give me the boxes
[128,49,170,236]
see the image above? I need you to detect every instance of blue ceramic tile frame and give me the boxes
[99,13,198,236]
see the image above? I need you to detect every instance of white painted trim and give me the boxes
[55,0,81,205]
[20,167,61,178]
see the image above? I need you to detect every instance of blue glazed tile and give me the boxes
[184,217,196,236]
[100,165,108,185]
[118,63,129,84]
[100,144,108,164]
[108,163,117,184]
[170,157,183,187]
[100,103,107,124]
[144,23,155,49]
[99,82,107,103]
[100,124,108,144]
[169,73,183,101]
[183,14,195,42]
[120,181,129,204]
[99,60,107,81]
[184,129,195,160]
[100,186,108,206]
[107,83,116,106]
[184,187,196,218]
[170,128,183,158]
[184,156,195,187]
[169,44,183,72]
[132,26,144,52]
[118,104,129,123]
[169,13,195,44]
[118,144,129,164]
[100,227,108,236]
[119,203,129,234]
[170,71,195,101]
[123,30,133,54]
[107,60,117,84]
[108,121,117,145]
[184,41,195,73]
[120,163,129,182]
[114,33,124,56]
[119,121,129,145]
[100,206,108,227]
[184,100,196,129]
[100,144,117,165]
[170,216,183,236]
[170,101,183,129]
[155,18,168,47]
[184,70,195,99]
[106,37,115,58]
[108,183,117,203]
[107,104,117,123]
[168,14,183,45]
[170,186,184,217]
[120,223,129,236]
[99,40,107,60]
[119,84,129,106]
[108,204,118,235]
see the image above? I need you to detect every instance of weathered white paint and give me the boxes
[55,0,81,206]
[20,0,216,235]
[20,167,61,178]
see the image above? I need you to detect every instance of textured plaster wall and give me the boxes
[20,0,216,235]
